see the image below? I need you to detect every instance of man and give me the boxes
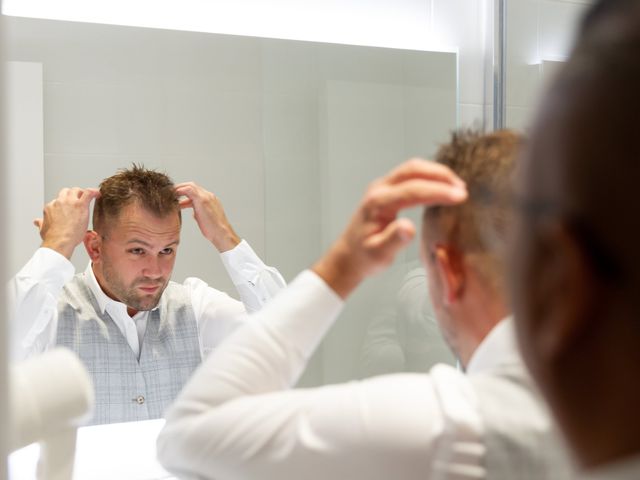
[10,165,285,425]
[157,130,573,479]
[510,0,640,477]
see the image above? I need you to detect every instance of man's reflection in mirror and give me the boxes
[359,264,455,376]
[9,165,285,425]
[361,128,516,376]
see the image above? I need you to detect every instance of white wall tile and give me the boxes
[506,0,539,62]
[507,63,542,108]
[506,105,536,132]
[115,84,169,156]
[432,0,486,105]
[459,103,486,129]
[44,83,120,155]
[505,0,592,131]
[263,93,321,281]
[539,0,591,60]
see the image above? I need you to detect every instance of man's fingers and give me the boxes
[75,188,100,203]
[174,183,200,197]
[56,187,100,202]
[84,188,101,199]
[366,179,467,217]
[383,159,466,188]
[179,198,193,209]
[364,218,416,261]
[175,185,198,205]
[174,181,197,190]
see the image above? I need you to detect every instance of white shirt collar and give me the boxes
[83,262,160,316]
[466,316,520,375]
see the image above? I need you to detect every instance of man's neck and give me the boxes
[91,263,139,318]
[456,282,509,369]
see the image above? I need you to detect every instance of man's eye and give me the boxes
[129,248,145,255]
[160,248,174,255]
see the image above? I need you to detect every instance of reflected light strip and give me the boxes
[1,0,456,53]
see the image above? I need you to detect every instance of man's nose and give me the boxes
[142,255,163,278]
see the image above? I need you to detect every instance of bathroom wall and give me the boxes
[3,61,43,281]
[506,0,594,130]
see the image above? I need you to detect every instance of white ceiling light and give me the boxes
[1,0,454,52]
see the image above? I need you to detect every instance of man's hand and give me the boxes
[312,159,467,299]
[34,187,101,260]
[175,182,241,253]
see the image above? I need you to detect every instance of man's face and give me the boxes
[94,202,181,313]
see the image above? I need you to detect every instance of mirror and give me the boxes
[3,15,457,391]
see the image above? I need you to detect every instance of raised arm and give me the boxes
[34,187,100,260]
[158,159,467,479]
[9,187,99,360]
[175,182,285,312]
[175,182,241,253]
[311,159,466,298]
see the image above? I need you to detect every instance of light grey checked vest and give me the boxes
[56,276,202,426]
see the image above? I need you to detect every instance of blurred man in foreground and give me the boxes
[510,0,640,477]
[158,130,573,479]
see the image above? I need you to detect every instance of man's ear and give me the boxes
[83,231,102,262]
[434,244,466,306]
[525,220,595,363]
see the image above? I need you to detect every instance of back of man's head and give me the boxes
[513,0,640,470]
[93,164,180,234]
[424,128,522,295]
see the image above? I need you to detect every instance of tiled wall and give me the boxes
[506,0,594,130]
[431,0,494,129]
[424,0,594,132]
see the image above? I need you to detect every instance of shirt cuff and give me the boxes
[219,239,268,286]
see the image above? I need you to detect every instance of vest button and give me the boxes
[136,395,145,405]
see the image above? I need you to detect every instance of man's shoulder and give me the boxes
[162,280,193,299]
[160,280,204,310]
[60,272,93,306]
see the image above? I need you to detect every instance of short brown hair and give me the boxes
[93,164,180,233]
[423,129,522,284]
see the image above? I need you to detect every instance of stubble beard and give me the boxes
[102,264,169,312]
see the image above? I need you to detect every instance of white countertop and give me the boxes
[9,419,175,480]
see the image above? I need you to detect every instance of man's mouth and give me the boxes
[138,284,162,294]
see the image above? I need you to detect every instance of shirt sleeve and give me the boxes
[8,248,75,361]
[158,271,484,480]
[219,239,286,313]
[184,276,253,358]
[189,239,287,357]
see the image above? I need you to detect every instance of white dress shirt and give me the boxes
[9,240,285,361]
[157,270,571,480]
